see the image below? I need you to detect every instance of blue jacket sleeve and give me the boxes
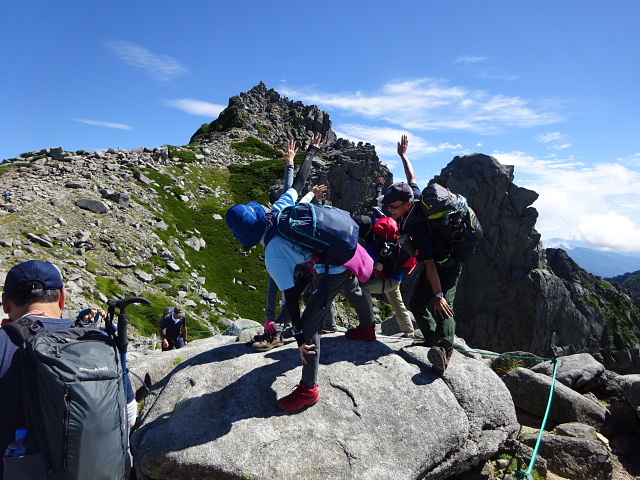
[283,164,294,191]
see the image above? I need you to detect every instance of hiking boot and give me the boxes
[323,325,347,334]
[428,339,454,375]
[252,333,283,352]
[277,382,320,411]
[413,331,437,347]
[345,325,376,341]
[247,332,267,346]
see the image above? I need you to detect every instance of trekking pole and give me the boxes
[105,296,151,375]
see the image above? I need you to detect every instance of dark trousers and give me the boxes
[300,270,373,385]
[409,263,461,344]
[162,336,185,351]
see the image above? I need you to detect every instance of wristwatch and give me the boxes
[435,292,444,299]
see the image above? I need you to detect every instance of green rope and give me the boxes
[456,349,552,362]
[456,348,558,479]
[514,357,558,479]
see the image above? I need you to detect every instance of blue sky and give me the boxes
[2,1,639,253]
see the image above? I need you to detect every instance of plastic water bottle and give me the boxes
[4,428,28,458]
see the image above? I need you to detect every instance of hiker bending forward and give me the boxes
[226,133,374,411]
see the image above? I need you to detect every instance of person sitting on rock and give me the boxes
[226,132,374,411]
[159,306,188,351]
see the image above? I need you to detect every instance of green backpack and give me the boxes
[407,183,483,267]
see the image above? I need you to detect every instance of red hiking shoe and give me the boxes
[277,382,320,411]
[345,325,376,341]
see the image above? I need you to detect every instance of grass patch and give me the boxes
[602,297,638,350]
[230,137,279,158]
[168,146,197,164]
[138,165,271,323]
[95,276,124,299]
[0,162,31,176]
[491,356,525,377]
[228,158,287,204]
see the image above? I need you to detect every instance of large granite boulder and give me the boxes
[521,429,613,480]
[530,353,606,393]
[131,335,518,480]
[502,367,607,430]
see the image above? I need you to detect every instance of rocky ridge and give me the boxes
[2,82,640,364]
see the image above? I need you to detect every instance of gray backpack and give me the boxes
[3,317,129,480]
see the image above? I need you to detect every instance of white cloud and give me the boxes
[537,131,565,143]
[335,124,461,159]
[106,41,188,82]
[71,118,132,130]
[454,56,487,64]
[281,79,560,134]
[453,56,519,80]
[617,152,640,166]
[493,151,640,252]
[536,131,573,150]
[576,213,640,252]
[164,99,225,117]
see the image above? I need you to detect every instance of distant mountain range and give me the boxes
[544,239,640,278]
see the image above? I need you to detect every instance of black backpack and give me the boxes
[371,217,417,276]
[407,183,483,266]
[376,242,417,276]
[3,318,129,480]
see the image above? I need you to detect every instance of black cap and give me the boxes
[377,182,414,205]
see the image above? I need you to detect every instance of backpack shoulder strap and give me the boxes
[2,317,44,347]
[402,204,428,234]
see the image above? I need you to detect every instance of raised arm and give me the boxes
[300,184,328,203]
[278,139,298,166]
[279,139,298,191]
[397,135,417,184]
[291,132,326,194]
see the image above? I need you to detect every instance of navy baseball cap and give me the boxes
[3,260,64,295]
[377,182,414,205]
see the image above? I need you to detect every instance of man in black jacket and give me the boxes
[378,135,460,375]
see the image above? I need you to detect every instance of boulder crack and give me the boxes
[329,381,361,418]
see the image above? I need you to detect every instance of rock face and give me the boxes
[131,335,518,480]
[429,154,640,360]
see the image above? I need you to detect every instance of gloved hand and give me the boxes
[264,319,277,336]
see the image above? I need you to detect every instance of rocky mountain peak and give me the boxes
[190,82,337,147]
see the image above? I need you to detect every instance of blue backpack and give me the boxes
[266,203,359,266]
